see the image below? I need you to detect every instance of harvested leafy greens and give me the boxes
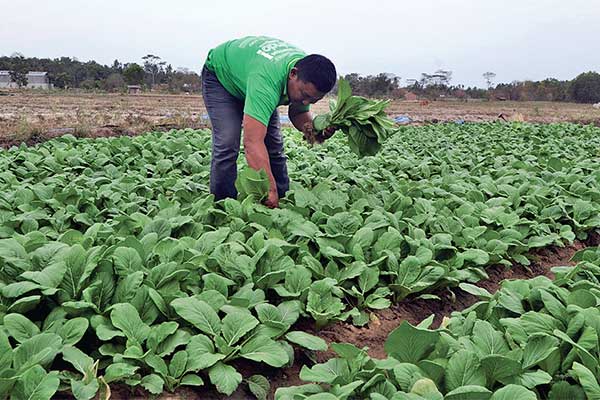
[312,77,397,157]
[235,167,270,202]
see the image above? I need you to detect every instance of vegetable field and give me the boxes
[1,122,600,399]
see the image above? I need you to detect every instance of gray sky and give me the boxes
[1,0,598,87]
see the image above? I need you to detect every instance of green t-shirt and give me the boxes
[205,36,310,126]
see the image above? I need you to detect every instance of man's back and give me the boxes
[205,36,306,101]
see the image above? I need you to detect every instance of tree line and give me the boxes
[342,69,600,103]
[0,53,201,93]
[1,53,599,103]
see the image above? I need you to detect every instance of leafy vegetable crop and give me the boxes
[0,121,599,398]
[312,78,397,156]
[277,246,600,399]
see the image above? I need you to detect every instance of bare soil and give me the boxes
[1,91,599,148]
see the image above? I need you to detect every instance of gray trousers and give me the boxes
[201,66,289,200]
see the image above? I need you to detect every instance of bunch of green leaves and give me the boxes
[312,78,397,157]
[235,167,270,202]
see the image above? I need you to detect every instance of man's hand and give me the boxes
[264,189,279,208]
[301,122,337,145]
[243,114,279,204]
[314,125,337,143]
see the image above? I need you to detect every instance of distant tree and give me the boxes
[80,79,98,90]
[123,63,145,85]
[483,72,496,89]
[50,72,71,89]
[570,71,600,103]
[433,69,452,86]
[342,73,361,93]
[142,54,166,87]
[112,59,123,73]
[168,70,202,93]
[9,55,29,87]
[104,73,126,92]
[419,70,452,87]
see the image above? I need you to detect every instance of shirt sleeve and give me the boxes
[244,72,280,126]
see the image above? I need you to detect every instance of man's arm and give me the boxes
[242,114,279,208]
[289,103,314,138]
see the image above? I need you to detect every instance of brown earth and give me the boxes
[1,91,599,148]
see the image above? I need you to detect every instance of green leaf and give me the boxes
[59,244,93,300]
[103,363,139,384]
[235,167,270,202]
[445,385,492,400]
[8,295,41,313]
[572,362,600,400]
[146,321,179,352]
[221,311,259,346]
[358,268,379,293]
[472,320,509,356]
[58,318,89,346]
[20,261,66,289]
[180,374,204,387]
[285,331,328,351]
[2,282,41,298]
[522,335,559,369]
[62,346,94,376]
[490,385,537,400]
[208,362,242,396]
[71,379,99,400]
[247,375,270,400]
[459,283,493,299]
[461,249,490,265]
[12,365,60,400]
[168,350,188,379]
[144,354,168,377]
[170,297,221,336]
[548,381,586,400]
[3,313,40,343]
[385,321,439,363]
[240,336,290,367]
[110,303,150,346]
[480,355,522,383]
[113,270,144,304]
[568,289,597,308]
[185,334,225,371]
[140,374,164,395]
[445,350,486,391]
[0,330,13,368]
[500,370,552,389]
[274,384,323,400]
[156,330,191,357]
[300,359,349,384]
[13,333,63,370]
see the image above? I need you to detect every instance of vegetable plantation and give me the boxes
[1,121,600,399]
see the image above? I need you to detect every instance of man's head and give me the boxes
[288,54,336,106]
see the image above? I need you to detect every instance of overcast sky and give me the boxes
[1,0,598,87]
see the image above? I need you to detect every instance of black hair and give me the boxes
[295,54,337,93]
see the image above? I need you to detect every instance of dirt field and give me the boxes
[1,91,599,147]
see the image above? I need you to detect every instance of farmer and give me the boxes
[201,36,337,208]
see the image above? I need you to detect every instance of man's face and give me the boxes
[287,68,325,106]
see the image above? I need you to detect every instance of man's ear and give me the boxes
[289,67,298,80]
